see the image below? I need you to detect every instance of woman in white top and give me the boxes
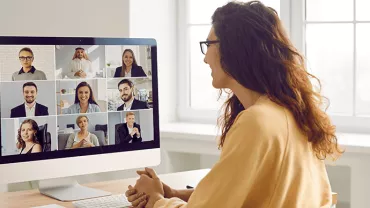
[65,115,99,149]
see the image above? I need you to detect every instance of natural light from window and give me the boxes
[188,0,280,110]
[305,0,370,117]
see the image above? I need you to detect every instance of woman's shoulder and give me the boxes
[90,103,101,109]
[68,132,77,138]
[89,133,99,141]
[237,96,285,123]
[231,97,288,138]
[33,143,42,151]
[89,132,98,139]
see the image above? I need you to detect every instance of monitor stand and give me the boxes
[38,177,111,202]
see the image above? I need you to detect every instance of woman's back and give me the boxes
[182,96,332,208]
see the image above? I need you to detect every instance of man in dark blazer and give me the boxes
[116,79,149,111]
[115,112,142,144]
[10,82,49,118]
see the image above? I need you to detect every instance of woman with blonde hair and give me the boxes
[65,115,99,149]
[126,1,343,208]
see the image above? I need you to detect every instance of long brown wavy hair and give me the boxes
[17,119,39,150]
[120,49,138,77]
[213,1,343,160]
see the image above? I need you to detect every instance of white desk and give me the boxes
[0,169,337,207]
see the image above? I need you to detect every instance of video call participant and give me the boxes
[65,47,94,79]
[65,115,100,149]
[10,82,49,118]
[115,112,142,144]
[17,119,42,154]
[114,49,147,78]
[117,79,149,111]
[12,47,47,81]
[62,81,101,114]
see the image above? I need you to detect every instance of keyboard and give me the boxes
[72,194,132,208]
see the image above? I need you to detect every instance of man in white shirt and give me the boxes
[65,47,95,79]
[10,82,49,118]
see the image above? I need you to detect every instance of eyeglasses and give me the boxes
[19,56,33,61]
[199,40,220,55]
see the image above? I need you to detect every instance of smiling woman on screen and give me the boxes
[114,49,147,78]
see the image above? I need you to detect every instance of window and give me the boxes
[177,0,284,123]
[178,0,370,132]
[301,0,370,131]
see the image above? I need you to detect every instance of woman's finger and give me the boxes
[131,194,147,207]
[128,192,144,202]
[136,199,147,208]
[136,170,148,176]
[125,187,137,197]
[145,167,159,179]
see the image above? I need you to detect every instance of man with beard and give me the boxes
[10,82,49,118]
[65,47,94,79]
[117,79,149,111]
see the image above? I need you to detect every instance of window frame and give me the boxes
[177,0,370,133]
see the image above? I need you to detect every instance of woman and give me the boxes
[62,81,101,114]
[17,119,42,154]
[12,47,47,81]
[126,1,343,208]
[65,115,99,149]
[113,49,147,77]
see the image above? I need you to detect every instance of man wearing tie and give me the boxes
[10,82,49,118]
[117,79,149,111]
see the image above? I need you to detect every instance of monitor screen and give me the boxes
[0,37,159,165]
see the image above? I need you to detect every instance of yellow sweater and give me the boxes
[154,96,332,208]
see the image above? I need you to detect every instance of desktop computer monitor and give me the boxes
[0,37,160,201]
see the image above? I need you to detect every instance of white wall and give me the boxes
[138,109,154,142]
[0,0,130,37]
[129,0,178,124]
[1,119,18,156]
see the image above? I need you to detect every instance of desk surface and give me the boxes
[0,169,209,208]
[0,169,337,208]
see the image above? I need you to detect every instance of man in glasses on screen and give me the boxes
[12,47,47,81]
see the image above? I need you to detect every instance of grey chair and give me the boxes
[58,130,106,150]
